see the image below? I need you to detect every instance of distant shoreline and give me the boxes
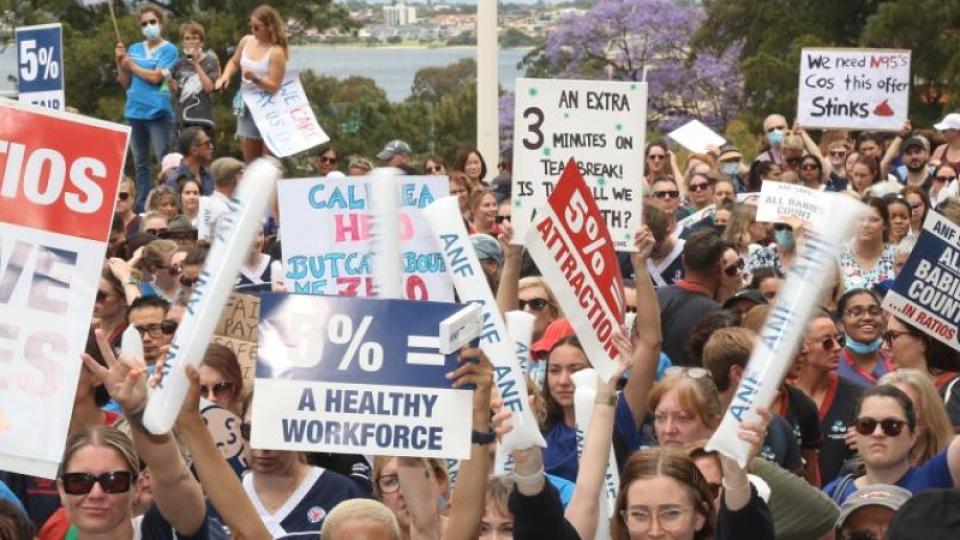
[291,43,533,51]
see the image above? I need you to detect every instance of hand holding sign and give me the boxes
[448,347,494,430]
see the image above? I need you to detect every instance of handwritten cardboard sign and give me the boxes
[213,292,260,391]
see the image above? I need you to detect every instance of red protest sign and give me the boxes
[0,101,128,240]
[525,158,626,382]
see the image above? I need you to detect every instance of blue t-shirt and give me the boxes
[542,394,645,482]
[124,40,178,120]
[823,448,953,504]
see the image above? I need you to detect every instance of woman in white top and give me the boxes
[215,5,288,163]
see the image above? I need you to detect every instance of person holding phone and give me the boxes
[169,22,220,140]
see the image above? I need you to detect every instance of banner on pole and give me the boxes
[883,211,960,352]
[797,48,911,131]
[0,100,129,477]
[252,293,474,459]
[511,78,647,251]
[278,175,453,301]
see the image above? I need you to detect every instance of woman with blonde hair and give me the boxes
[648,368,723,447]
[135,239,180,302]
[722,204,766,261]
[878,369,954,465]
[215,5,289,163]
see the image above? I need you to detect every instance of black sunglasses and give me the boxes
[180,275,199,288]
[61,471,134,495]
[519,298,551,312]
[819,335,844,351]
[723,258,744,277]
[854,417,906,437]
[653,190,680,199]
[145,228,168,237]
[426,165,444,173]
[200,382,235,399]
[689,182,710,192]
[772,223,792,232]
[319,155,337,164]
[935,175,957,183]
[140,19,159,28]
[133,320,178,338]
[495,215,511,224]
[118,192,131,201]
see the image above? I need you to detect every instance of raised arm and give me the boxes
[496,221,522,314]
[83,329,206,536]
[880,120,912,178]
[175,365,271,540]
[565,344,633,540]
[622,225,661,427]
[442,348,495,540]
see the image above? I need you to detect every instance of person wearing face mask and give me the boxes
[116,5,179,213]
[754,114,789,166]
[746,221,796,276]
[836,289,894,388]
[716,145,746,190]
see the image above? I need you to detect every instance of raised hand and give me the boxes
[82,328,149,415]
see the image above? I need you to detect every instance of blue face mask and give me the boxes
[774,228,794,250]
[142,22,161,41]
[767,129,784,147]
[846,336,883,354]
[722,162,740,176]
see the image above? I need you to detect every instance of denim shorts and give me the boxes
[235,105,261,140]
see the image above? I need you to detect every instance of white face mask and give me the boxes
[142,22,161,41]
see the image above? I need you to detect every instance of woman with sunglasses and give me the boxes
[684,172,715,213]
[824,140,851,191]
[215,5,289,163]
[199,343,244,415]
[823,384,960,504]
[716,246,744,303]
[797,155,826,190]
[115,5,178,213]
[901,185,931,237]
[878,370,955,466]
[836,289,894,388]
[644,141,679,185]
[135,239,181,303]
[838,198,895,291]
[794,311,864,484]
[648,176,684,237]
[930,163,958,206]
[423,155,447,176]
[746,221,795,276]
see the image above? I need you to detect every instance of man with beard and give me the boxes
[894,136,935,189]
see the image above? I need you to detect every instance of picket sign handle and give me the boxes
[370,168,404,300]
[143,158,281,435]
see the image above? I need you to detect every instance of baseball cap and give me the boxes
[470,234,502,265]
[835,484,911,530]
[161,152,184,173]
[376,139,412,161]
[721,288,767,311]
[934,113,960,131]
[902,135,930,153]
[884,489,960,540]
[210,157,245,186]
[531,318,574,355]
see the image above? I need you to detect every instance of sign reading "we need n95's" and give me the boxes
[251,293,473,459]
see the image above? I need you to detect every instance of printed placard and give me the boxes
[798,48,911,131]
[252,293,473,459]
[883,212,960,352]
[512,78,647,250]
[278,175,453,301]
[15,24,65,110]
[241,69,329,157]
[755,181,829,228]
[524,159,626,382]
[0,100,129,478]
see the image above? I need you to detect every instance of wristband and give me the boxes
[595,392,617,406]
[125,406,148,433]
[510,464,545,486]
[471,429,496,446]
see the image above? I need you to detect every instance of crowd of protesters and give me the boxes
[4,2,960,540]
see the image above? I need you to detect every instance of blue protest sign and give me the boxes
[251,293,474,459]
[883,211,960,352]
[15,24,64,110]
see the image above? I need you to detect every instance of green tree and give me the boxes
[409,58,476,104]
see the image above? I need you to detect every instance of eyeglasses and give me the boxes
[180,275,199,287]
[140,20,159,28]
[145,228,168,237]
[426,165,444,173]
[621,506,692,531]
[377,474,400,494]
[935,175,957,183]
[723,258,744,277]
[519,298,551,312]
[854,416,907,437]
[118,192,131,201]
[653,190,680,200]
[883,329,913,344]
[817,334,844,351]
[61,471,134,495]
[132,320,178,338]
[194,140,213,148]
[766,125,786,133]
[240,422,251,440]
[647,154,666,161]
[829,150,848,157]
[319,155,337,164]
[495,215,511,224]
[200,382,235,399]
[689,182,710,192]
[843,305,883,318]
[800,163,820,171]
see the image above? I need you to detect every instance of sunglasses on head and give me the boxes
[61,471,133,495]
[118,192,131,202]
[519,298,551,312]
[723,258,744,277]
[140,19,159,28]
[495,215,511,224]
[664,366,711,379]
[200,382,235,399]
[653,190,680,200]
[854,416,906,437]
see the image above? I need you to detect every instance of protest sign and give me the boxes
[883,212,960,352]
[200,400,248,474]
[423,196,546,452]
[512,78,647,251]
[797,48,911,131]
[213,292,260,390]
[16,24,64,110]
[667,119,725,154]
[241,69,329,157]
[756,181,829,228]
[0,100,129,477]
[707,194,866,466]
[524,159,626,383]
[252,293,474,459]
[144,159,281,435]
[278,175,453,302]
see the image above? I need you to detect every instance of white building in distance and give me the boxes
[384,2,418,26]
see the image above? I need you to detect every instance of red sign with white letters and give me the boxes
[0,101,128,240]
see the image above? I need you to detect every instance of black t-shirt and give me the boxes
[817,375,864,485]
[760,414,804,476]
[779,384,824,451]
[656,284,720,366]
